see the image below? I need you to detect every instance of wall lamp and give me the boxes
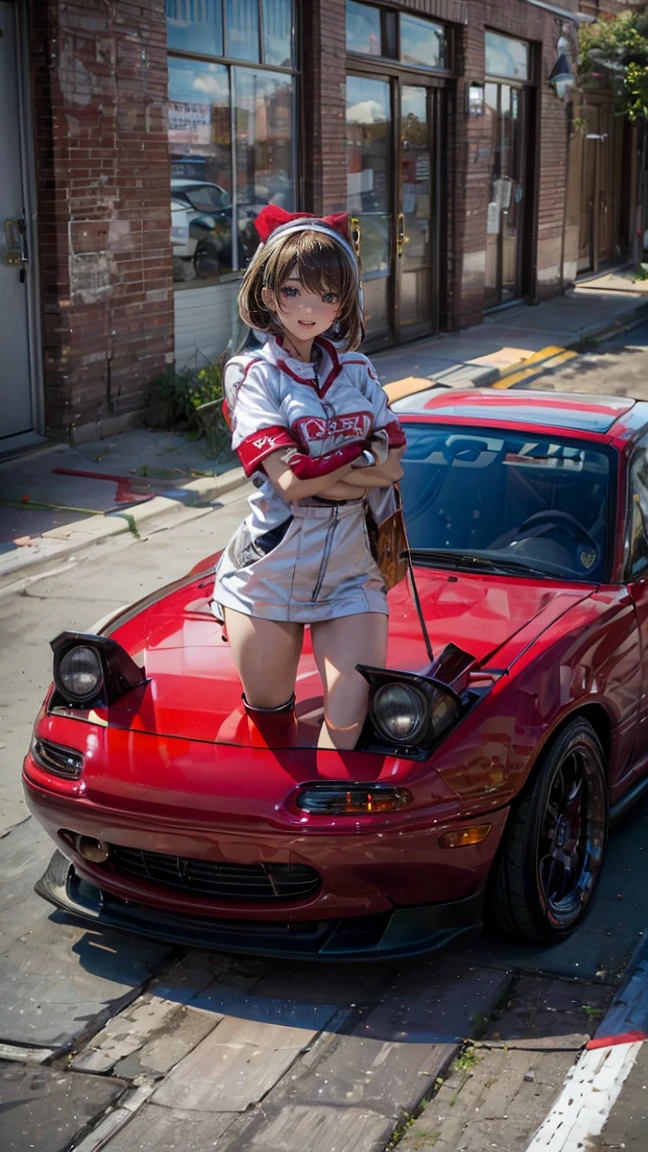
[548,22,576,101]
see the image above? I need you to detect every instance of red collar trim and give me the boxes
[270,336,360,398]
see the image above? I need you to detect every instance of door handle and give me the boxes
[3,218,28,267]
[350,216,362,258]
[396,213,405,257]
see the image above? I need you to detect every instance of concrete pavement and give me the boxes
[3,269,648,587]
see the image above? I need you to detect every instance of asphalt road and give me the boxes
[3,327,648,1151]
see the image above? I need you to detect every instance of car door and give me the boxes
[624,434,648,778]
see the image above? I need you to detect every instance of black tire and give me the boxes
[485,718,609,943]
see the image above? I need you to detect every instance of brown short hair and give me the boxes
[237,229,364,351]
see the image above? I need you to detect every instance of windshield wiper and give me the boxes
[408,549,552,579]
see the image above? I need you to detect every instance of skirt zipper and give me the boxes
[311,504,339,601]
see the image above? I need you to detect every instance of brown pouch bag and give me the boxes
[365,485,409,591]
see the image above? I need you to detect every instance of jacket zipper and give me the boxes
[312,504,339,601]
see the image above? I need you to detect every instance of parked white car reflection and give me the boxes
[170,179,236,281]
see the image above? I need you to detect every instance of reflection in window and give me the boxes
[346,1,382,56]
[166,0,223,57]
[235,68,295,262]
[485,32,529,82]
[263,0,293,67]
[169,60,234,283]
[167,4,297,288]
[346,74,391,343]
[400,15,446,70]
[226,0,260,62]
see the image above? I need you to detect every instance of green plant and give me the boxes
[579,9,648,269]
[455,1044,480,1073]
[635,262,648,280]
[580,11,648,122]
[147,361,232,461]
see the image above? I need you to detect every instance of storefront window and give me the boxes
[400,15,446,71]
[346,1,382,56]
[167,1,296,288]
[485,31,529,82]
[263,0,294,67]
[166,0,223,57]
[226,0,260,62]
[235,68,295,265]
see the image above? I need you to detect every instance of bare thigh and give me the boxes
[311,613,389,750]
[223,608,304,709]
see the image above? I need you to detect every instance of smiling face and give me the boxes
[237,228,364,353]
[263,265,342,349]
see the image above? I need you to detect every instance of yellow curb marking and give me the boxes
[383,347,578,402]
[384,376,438,402]
[493,348,577,389]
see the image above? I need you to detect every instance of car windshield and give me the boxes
[180,185,230,212]
[399,422,614,582]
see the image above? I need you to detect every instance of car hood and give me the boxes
[97,568,592,747]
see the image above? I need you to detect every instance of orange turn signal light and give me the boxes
[438,824,492,849]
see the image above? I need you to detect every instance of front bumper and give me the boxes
[36,850,485,960]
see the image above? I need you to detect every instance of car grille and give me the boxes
[108,846,321,902]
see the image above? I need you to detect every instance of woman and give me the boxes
[213,205,406,750]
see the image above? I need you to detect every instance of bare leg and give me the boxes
[311,613,389,750]
[223,607,304,709]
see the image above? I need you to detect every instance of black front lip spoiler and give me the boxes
[36,851,484,961]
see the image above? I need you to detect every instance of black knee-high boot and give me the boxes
[242,693,297,744]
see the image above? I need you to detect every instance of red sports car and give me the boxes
[24,389,648,958]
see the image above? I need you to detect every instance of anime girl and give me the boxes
[213,205,407,750]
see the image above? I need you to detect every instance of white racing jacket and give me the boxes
[224,334,406,542]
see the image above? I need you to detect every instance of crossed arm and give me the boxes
[262,445,405,502]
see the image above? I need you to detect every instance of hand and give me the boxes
[367,429,390,466]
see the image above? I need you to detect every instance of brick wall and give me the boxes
[30,0,173,442]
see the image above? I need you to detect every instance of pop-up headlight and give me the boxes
[51,631,146,708]
[357,664,463,756]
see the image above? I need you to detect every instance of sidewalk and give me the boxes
[2,272,647,586]
[523,934,648,1151]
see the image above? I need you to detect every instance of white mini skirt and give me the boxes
[212,498,388,623]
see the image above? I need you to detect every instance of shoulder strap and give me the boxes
[396,484,435,664]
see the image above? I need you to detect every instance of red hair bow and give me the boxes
[254,204,352,244]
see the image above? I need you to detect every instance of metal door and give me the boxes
[0,1,34,441]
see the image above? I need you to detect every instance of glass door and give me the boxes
[484,82,528,309]
[396,84,437,341]
[346,73,441,347]
[346,74,393,345]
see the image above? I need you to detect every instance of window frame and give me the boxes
[167,0,300,287]
[484,28,534,87]
[345,0,454,78]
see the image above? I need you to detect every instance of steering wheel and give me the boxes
[513,510,600,570]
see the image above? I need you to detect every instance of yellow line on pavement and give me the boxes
[493,348,577,389]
